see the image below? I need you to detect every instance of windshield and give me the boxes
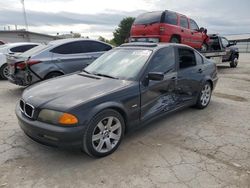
[84,48,152,80]
[134,11,162,25]
[21,44,50,57]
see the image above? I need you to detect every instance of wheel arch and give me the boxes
[170,34,181,42]
[44,70,64,79]
[88,102,129,133]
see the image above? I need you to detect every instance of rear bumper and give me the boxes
[8,71,40,86]
[16,105,86,149]
[130,35,171,43]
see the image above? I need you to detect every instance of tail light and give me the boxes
[16,60,41,70]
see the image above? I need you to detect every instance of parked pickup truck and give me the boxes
[201,34,239,68]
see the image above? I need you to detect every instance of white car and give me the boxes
[0,42,39,79]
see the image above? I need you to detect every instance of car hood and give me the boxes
[22,73,133,110]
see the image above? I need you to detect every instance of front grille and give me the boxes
[19,99,35,118]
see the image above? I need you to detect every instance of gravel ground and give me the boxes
[0,54,250,188]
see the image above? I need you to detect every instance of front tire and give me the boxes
[82,109,125,157]
[230,54,238,68]
[195,82,212,109]
[0,64,9,80]
[201,43,208,52]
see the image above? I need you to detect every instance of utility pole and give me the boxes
[21,0,29,31]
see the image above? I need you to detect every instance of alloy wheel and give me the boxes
[3,65,9,79]
[92,116,122,153]
[200,84,211,106]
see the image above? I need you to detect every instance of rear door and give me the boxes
[176,47,204,103]
[140,47,178,121]
[51,41,111,74]
[189,19,203,48]
[179,16,192,46]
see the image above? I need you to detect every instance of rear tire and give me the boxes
[0,64,9,80]
[195,82,212,109]
[170,37,180,43]
[230,54,238,68]
[82,109,125,158]
[44,72,63,80]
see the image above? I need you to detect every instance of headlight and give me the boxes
[38,109,78,125]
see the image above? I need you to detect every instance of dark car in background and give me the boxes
[8,38,112,86]
[130,10,209,51]
[16,42,218,157]
[207,35,239,67]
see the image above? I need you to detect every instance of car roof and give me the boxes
[119,42,192,50]
[49,38,111,46]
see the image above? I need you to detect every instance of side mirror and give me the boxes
[148,72,164,81]
[199,27,205,32]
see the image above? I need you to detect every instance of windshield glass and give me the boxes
[21,44,50,57]
[84,48,152,80]
[134,11,162,25]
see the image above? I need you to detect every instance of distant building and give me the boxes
[0,30,61,44]
[225,34,250,53]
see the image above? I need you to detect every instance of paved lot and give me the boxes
[0,54,250,188]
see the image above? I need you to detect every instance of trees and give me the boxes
[113,17,135,46]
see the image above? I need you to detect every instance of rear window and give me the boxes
[21,44,50,57]
[10,45,38,53]
[134,11,162,25]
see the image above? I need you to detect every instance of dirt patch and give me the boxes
[213,92,247,102]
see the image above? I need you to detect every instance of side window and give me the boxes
[148,47,175,73]
[178,48,196,69]
[165,12,178,25]
[195,51,203,65]
[87,41,112,52]
[10,45,37,53]
[221,38,229,48]
[51,41,83,54]
[180,17,189,29]
[190,19,199,30]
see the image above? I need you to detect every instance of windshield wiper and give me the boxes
[93,73,118,79]
[82,69,91,74]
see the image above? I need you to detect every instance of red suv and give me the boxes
[130,10,209,50]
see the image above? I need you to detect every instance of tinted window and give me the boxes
[190,19,199,30]
[52,41,83,54]
[165,12,178,25]
[195,51,203,65]
[148,47,175,73]
[180,17,189,29]
[87,41,112,52]
[10,45,37,53]
[178,48,196,69]
[134,11,162,25]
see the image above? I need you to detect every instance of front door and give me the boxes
[140,46,178,121]
[176,47,205,102]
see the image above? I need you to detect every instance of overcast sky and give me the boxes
[0,0,249,39]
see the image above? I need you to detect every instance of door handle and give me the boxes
[191,32,194,35]
[181,29,184,32]
[171,76,177,80]
[198,69,203,73]
[56,58,62,62]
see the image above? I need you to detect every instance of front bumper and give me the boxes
[16,105,86,149]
